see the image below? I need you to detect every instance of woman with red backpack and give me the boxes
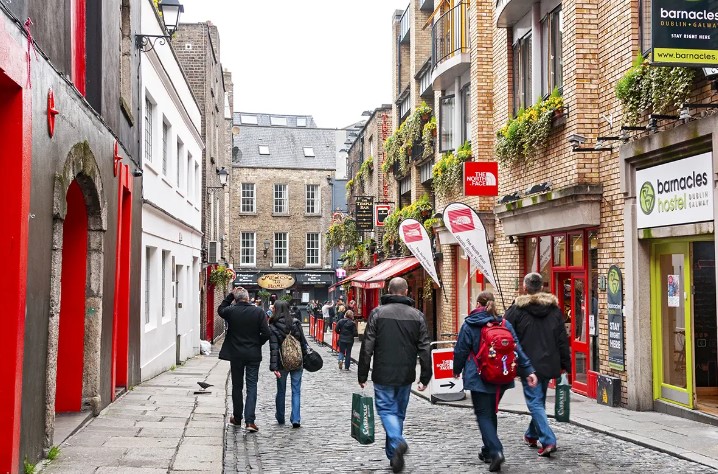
[453,291,538,472]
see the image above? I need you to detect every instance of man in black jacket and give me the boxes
[505,273,571,457]
[218,286,270,433]
[358,277,431,473]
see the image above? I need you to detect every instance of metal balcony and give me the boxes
[431,1,470,90]
[399,5,410,44]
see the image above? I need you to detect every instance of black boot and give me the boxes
[488,451,505,472]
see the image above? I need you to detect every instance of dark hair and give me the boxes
[272,300,292,333]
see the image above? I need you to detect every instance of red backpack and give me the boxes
[471,320,518,386]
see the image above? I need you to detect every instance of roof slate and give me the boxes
[233,125,337,170]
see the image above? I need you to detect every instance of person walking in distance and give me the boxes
[358,277,431,473]
[335,309,358,370]
[268,300,308,428]
[321,300,333,333]
[453,291,538,472]
[505,272,570,457]
[218,286,270,433]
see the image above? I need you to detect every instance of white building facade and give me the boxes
[139,0,204,380]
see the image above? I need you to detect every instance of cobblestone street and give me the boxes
[224,340,714,473]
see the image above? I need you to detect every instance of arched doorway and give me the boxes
[55,180,88,412]
[45,142,106,446]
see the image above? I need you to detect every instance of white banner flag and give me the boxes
[442,202,497,289]
[398,218,441,287]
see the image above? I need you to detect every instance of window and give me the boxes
[162,122,169,175]
[303,147,315,157]
[297,117,307,127]
[241,114,258,124]
[369,136,375,159]
[541,7,563,97]
[274,232,288,266]
[462,84,472,143]
[144,98,153,162]
[440,95,455,152]
[162,250,170,320]
[186,153,193,197]
[270,116,287,126]
[241,183,256,213]
[194,163,200,203]
[258,145,270,155]
[513,33,532,114]
[274,184,288,214]
[144,246,154,324]
[176,140,183,187]
[240,232,256,266]
[640,0,652,55]
[306,233,320,266]
[306,184,320,214]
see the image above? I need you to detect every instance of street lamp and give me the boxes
[216,167,229,187]
[135,0,184,52]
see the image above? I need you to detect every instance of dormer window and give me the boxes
[297,117,307,127]
[241,114,258,125]
[270,116,287,126]
[303,147,315,157]
[258,145,270,155]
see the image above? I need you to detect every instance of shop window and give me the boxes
[553,235,566,267]
[440,95,455,152]
[569,233,583,267]
[512,33,532,115]
[541,6,563,97]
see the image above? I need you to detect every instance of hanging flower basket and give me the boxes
[209,265,234,290]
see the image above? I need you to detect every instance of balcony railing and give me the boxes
[432,1,469,68]
[399,5,410,44]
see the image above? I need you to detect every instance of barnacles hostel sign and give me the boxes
[652,0,718,66]
[607,265,624,371]
[635,152,713,229]
[257,273,295,290]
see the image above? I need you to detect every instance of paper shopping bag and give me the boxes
[351,392,375,444]
[554,373,571,422]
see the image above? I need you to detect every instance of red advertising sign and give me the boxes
[464,161,499,196]
[432,349,455,379]
[446,207,475,233]
[375,204,392,227]
[401,222,424,243]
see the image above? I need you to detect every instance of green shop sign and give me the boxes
[652,0,718,66]
[607,265,624,371]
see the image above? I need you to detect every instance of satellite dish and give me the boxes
[231,125,240,135]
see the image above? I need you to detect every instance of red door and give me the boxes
[570,276,590,395]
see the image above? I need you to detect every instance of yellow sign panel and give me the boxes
[257,273,295,290]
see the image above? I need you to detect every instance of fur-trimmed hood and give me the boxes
[513,292,559,318]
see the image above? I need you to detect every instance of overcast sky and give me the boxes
[180,0,408,129]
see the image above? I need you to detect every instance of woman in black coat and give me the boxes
[268,300,308,428]
[335,310,358,370]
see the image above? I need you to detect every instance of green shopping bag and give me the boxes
[351,392,375,444]
[554,373,571,422]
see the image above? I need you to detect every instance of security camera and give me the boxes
[132,168,143,177]
[567,134,587,148]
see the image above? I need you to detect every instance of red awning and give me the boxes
[352,257,420,289]
[329,269,367,292]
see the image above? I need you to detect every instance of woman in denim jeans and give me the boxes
[268,300,308,428]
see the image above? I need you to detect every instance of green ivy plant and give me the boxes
[356,155,374,187]
[208,265,234,290]
[339,239,374,268]
[326,215,360,251]
[616,55,695,126]
[495,88,564,166]
[382,194,433,256]
[432,141,472,199]
[382,102,434,176]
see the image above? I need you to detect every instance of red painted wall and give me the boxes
[72,0,86,95]
[111,164,132,397]
[0,19,32,474]
[206,267,215,341]
[55,180,88,413]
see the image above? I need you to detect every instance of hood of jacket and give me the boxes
[380,294,415,307]
[514,292,559,318]
[464,307,498,327]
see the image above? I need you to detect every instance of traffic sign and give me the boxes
[430,348,464,397]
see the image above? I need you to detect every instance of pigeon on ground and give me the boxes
[197,382,213,390]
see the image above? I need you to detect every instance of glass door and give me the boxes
[651,242,693,408]
[571,276,589,394]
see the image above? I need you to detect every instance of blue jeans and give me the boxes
[522,376,557,446]
[338,341,353,369]
[276,368,303,424]
[471,390,505,457]
[373,383,412,460]
[230,360,260,424]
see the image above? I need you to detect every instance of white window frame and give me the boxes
[306,184,320,214]
[274,232,288,266]
[161,250,171,323]
[306,233,320,266]
[240,232,256,266]
[274,184,288,214]
[144,97,154,163]
[303,147,315,157]
[241,183,256,213]
[162,121,170,175]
